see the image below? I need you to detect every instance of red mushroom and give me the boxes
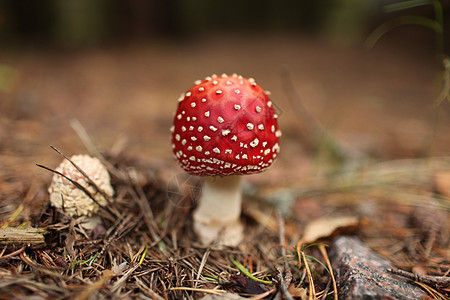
[171,73,281,246]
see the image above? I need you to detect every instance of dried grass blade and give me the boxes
[170,287,226,295]
[301,251,316,300]
[70,118,123,179]
[195,249,210,288]
[139,242,149,265]
[276,211,294,299]
[414,281,446,300]
[1,204,24,228]
[318,245,338,300]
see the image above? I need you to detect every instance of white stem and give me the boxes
[193,176,243,246]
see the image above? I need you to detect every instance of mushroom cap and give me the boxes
[48,154,114,217]
[171,74,281,176]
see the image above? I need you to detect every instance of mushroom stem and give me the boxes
[193,175,243,246]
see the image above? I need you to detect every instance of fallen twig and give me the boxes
[388,268,450,289]
[276,211,294,300]
[0,227,47,249]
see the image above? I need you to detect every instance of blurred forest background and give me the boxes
[0,0,448,49]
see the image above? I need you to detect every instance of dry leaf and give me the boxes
[229,275,269,295]
[65,220,77,257]
[288,284,308,299]
[299,216,360,246]
[112,257,129,275]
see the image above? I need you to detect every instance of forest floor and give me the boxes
[0,32,449,299]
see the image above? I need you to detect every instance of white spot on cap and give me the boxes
[203,135,211,141]
[175,134,180,141]
[187,116,191,121]
[186,92,192,97]
[198,126,203,132]
[256,106,262,113]
[213,147,220,154]
[262,141,267,147]
[272,143,280,152]
[181,126,186,132]
[201,98,206,102]
[221,73,227,77]
[178,94,184,102]
[231,135,237,141]
[258,124,264,130]
[217,116,224,123]
[189,156,196,161]
[189,126,194,130]
[196,146,202,152]
[264,149,271,156]
[222,129,231,136]
[216,89,223,94]
[235,154,240,159]
[275,130,282,137]
[225,149,232,154]
[271,125,275,133]
[265,90,271,95]
[267,101,272,107]
[205,151,210,155]
[187,146,193,151]
[191,136,197,141]
[242,154,248,159]
[209,126,217,132]
[205,76,212,81]
[192,117,197,121]
[169,125,174,133]
[234,89,240,94]
[191,102,196,108]
[182,139,187,145]
[250,138,259,147]
[234,104,241,110]
[198,87,205,92]
[274,114,278,119]
[205,111,210,117]
[195,80,202,85]
[226,80,232,85]
[177,114,182,120]
[246,123,254,130]
[212,80,218,85]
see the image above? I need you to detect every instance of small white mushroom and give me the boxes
[48,154,114,228]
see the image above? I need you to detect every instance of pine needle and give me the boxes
[230,258,273,285]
